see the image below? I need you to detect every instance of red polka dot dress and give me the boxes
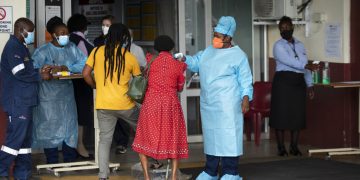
[132,51,189,160]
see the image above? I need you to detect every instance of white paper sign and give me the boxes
[325,23,342,58]
[81,4,112,17]
[45,6,61,24]
[0,6,13,33]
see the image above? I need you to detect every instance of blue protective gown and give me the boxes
[31,42,86,148]
[185,45,253,157]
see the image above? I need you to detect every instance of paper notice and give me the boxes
[325,23,341,58]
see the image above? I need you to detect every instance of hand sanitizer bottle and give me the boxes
[312,61,320,84]
[322,62,330,84]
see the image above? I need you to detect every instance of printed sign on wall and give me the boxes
[0,6,13,33]
[79,0,114,5]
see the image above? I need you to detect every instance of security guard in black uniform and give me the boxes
[0,18,52,180]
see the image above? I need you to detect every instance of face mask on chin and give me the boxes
[280,30,294,40]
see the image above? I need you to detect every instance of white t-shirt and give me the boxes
[130,43,146,67]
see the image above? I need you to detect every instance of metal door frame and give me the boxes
[178,0,212,143]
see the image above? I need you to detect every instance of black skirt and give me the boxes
[73,79,94,126]
[269,71,307,130]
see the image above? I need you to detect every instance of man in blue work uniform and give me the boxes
[0,18,52,180]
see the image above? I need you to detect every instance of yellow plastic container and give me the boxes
[56,71,71,76]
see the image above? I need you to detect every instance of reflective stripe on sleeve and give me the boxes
[11,63,25,75]
[1,145,18,156]
[18,148,32,154]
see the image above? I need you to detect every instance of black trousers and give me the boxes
[205,154,239,176]
[113,119,130,147]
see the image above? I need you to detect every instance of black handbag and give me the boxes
[127,55,157,103]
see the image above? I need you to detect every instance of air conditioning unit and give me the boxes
[253,0,303,20]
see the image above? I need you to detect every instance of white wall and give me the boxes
[0,1,27,54]
[268,0,350,63]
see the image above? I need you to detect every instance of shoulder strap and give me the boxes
[144,54,157,77]
[70,33,95,54]
[69,33,81,45]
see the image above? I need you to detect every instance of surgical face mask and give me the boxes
[84,30,88,36]
[102,26,109,35]
[122,43,128,48]
[212,37,224,49]
[122,40,130,48]
[22,30,35,45]
[280,29,293,40]
[55,35,69,46]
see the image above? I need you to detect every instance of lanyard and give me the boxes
[289,42,299,60]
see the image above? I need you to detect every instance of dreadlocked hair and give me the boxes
[95,23,131,85]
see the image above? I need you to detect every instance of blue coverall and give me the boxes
[0,35,41,179]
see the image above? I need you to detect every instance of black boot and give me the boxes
[290,130,302,156]
[289,144,302,156]
[277,145,288,156]
[275,129,287,156]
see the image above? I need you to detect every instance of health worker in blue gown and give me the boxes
[183,16,253,180]
[31,16,86,164]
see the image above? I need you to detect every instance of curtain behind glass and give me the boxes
[156,0,178,50]
[212,0,253,64]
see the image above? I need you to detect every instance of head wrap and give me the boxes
[154,35,175,52]
[46,16,65,34]
[214,16,236,37]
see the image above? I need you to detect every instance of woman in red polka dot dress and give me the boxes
[132,35,189,180]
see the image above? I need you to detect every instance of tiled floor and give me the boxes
[28,139,343,179]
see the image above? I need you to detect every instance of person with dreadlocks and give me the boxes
[31,16,86,164]
[82,23,141,180]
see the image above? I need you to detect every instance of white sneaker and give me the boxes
[115,145,127,154]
